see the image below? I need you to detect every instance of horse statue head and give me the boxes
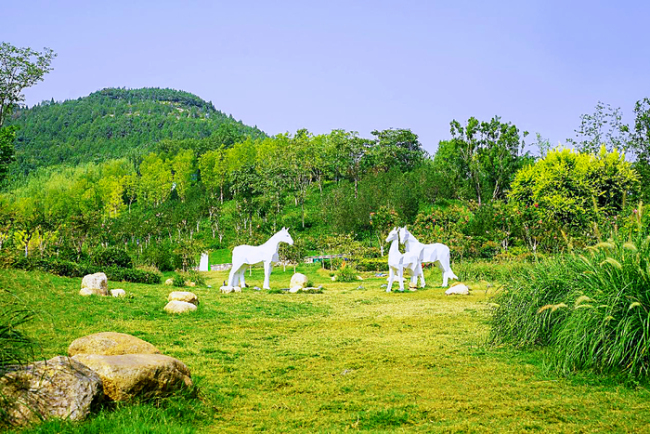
[386,227,399,243]
[398,226,411,244]
[276,227,294,246]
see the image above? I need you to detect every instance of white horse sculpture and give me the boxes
[228,227,294,289]
[385,227,422,292]
[398,226,458,287]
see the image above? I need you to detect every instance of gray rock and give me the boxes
[0,356,103,426]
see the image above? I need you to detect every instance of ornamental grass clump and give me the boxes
[491,216,650,378]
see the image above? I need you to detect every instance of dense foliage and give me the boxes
[5,87,266,177]
[491,207,650,378]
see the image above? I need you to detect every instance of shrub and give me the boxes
[356,258,386,272]
[172,275,185,287]
[92,247,133,269]
[491,222,650,378]
[336,264,358,282]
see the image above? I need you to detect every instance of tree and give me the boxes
[508,146,640,245]
[0,42,56,127]
[447,116,530,204]
[0,125,16,184]
[0,43,55,183]
[630,98,650,200]
[567,101,631,153]
[367,128,426,174]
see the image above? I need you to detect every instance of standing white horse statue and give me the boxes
[228,227,294,289]
[385,227,422,292]
[398,226,458,287]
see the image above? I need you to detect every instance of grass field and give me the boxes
[3,264,650,433]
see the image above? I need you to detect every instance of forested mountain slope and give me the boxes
[7,87,266,175]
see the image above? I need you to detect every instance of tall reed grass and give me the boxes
[490,215,650,378]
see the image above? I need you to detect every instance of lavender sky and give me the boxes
[3,0,649,154]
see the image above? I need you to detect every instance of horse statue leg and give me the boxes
[239,267,247,288]
[415,262,426,288]
[262,261,273,289]
[228,262,241,287]
[386,267,395,292]
[437,246,457,287]
[397,265,405,292]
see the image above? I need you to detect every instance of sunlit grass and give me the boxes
[2,264,650,433]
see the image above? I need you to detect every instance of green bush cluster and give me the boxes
[490,220,650,378]
[336,265,359,282]
[11,257,161,285]
[91,247,133,269]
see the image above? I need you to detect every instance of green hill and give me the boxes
[7,87,266,175]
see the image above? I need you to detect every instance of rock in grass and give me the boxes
[164,278,174,286]
[290,273,309,289]
[68,332,160,357]
[445,284,470,295]
[0,356,103,426]
[167,291,198,305]
[80,272,108,296]
[110,289,126,297]
[71,354,192,402]
[164,300,197,313]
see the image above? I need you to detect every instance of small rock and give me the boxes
[380,284,387,288]
[168,291,198,305]
[164,278,174,286]
[357,285,364,290]
[253,286,261,291]
[220,285,233,293]
[164,300,197,313]
[289,286,301,293]
[357,276,363,281]
[290,273,309,289]
[445,284,470,296]
[110,289,126,297]
[184,281,196,287]
[80,273,108,296]
[331,276,337,281]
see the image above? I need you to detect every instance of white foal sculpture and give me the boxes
[227,227,294,290]
[385,227,422,292]
[398,226,458,287]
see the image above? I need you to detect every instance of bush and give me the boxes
[11,257,161,285]
[92,247,133,269]
[355,258,386,272]
[336,264,358,282]
[490,226,650,378]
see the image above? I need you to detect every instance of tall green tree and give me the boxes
[567,101,631,153]
[447,116,529,204]
[0,42,56,127]
[0,43,55,183]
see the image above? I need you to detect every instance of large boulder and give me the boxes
[80,273,108,296]
[164,300,197,314]
[167,291,198,305]
[68,332,160,357]
[0,356,103,426]
[290,273,309,289]
[71,354,192,401]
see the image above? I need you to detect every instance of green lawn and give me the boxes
[3,265,650,433]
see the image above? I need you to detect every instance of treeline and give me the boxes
[5,87,266,177]
[0,105,649,274]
